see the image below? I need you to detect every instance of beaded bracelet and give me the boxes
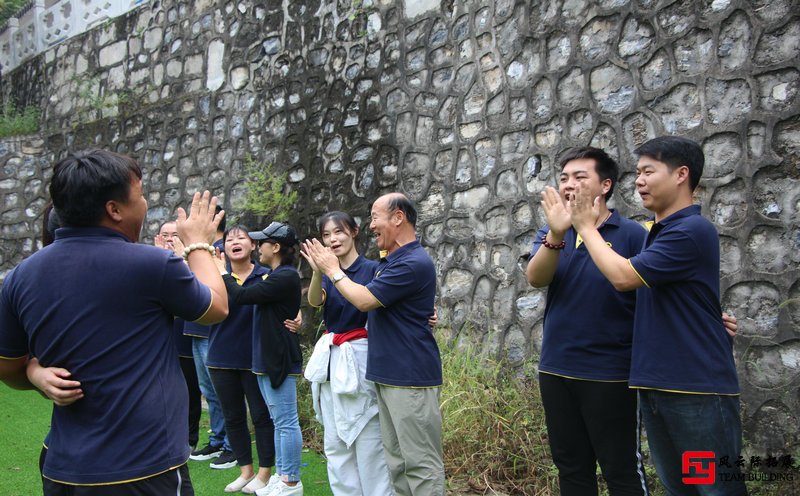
[541,234,566,250]
[183,242,216,260]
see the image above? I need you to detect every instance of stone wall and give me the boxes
[1,0,799,454]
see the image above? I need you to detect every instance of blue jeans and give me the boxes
[639,390,747,496]
[257,374,302,482]
[192,337,230,450]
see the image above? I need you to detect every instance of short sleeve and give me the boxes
[366,261,418,307]
[530,225,550,257]
[0,274,29,358]
[629,228,699,287]
[159,254,213,322]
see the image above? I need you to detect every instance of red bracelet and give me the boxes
[541,234,566,250]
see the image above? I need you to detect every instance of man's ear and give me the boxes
[675,165,690,186]
[105,200,123,222]
[600,178,612,196]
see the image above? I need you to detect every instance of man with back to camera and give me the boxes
[303,192,444,496]
[527,146,649,496]
[567,136,747,495]
[0,149,229,495]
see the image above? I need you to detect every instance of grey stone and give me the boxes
[674,29,714,76]
[486,206,510,238]
[532,78,553,120]
[455,149,473,185]
[656,0,695,38]
[453,186,490,213]
[649,83,702,133]
[483,67,503,94]
[719,235,741,276]
[751,0,794,25]
[706,78,751,126]
[723,282,781,338]
[580,15,618,62]
[442,268,474,299]
[746,226,791,274]
[489,245,515,282]
[747,402,799,455]
[475,138,496,177]
[401,152,430,198]
[622,112,656,155]
[396,113,413,144]
[557,68,585,109]
[710,179,747,227]
[747,122,767,160]
[589,123,619,161]
[618,16,655,61]
[755,69,800,112]
[464,83,485,117]
[386,88,409,113]
[718,10,751,72]
[590,63,634,114]
[418,183,446,222]
[772,116,800,170]
[702,133,742,178]
[546,32,571,71]
[416,116,434,146]
[744,342,800,388]
[99,41,127,68]
[753,20,800,67]
[567,110,594,142]
[516,291,544,323]
[496,169,519,200]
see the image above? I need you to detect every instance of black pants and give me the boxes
[180,356,202,447]
[42,453,194,496]
[539,373,648,496]
[209,368,275,467]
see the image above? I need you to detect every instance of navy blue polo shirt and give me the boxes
[207,264,269,370]
[321,255,378,333]
[183,239,224,339]
[223,264,301,388]
[532,210,647,381]
[628,205,739,395]
[0,227,212,485]
[365,240,441,387]
[173,317,193,358]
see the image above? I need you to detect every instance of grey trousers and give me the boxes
[375,384,445,496]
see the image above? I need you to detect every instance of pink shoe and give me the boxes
[225,475,256,492]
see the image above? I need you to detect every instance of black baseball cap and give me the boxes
[249,221,298,245]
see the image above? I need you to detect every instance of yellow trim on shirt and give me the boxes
[0,354,27,360]
[632,386,740,396]
[43,461,189,486]
[190,289,215,323]
[539,370,628,383]
[364,287,385,308]
[627,260,650,288]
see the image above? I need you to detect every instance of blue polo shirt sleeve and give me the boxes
[628,227,699,288]
[530,225,550,257]
[365,260,417,307]
[159,254,213,322]
[0,271,28,358]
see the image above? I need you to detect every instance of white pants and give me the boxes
[318,344,394,496]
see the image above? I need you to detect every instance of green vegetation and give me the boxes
[0,100,39,137]
[0,0,28,25]
[0,385,333,495]
[2,335,796,495]
[234,154,298,223]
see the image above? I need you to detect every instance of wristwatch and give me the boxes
[332,272,347,284]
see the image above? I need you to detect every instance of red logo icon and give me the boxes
[682,451,716,484]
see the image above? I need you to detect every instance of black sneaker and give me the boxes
[189,443,223,461]
[209,449,237,469]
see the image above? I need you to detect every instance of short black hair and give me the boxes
[385,194,418,227]
[559,146,619,201]
[634,136,704,191]
[49,150,143,227]
[318,211,359,237]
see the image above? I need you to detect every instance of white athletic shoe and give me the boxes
[254,475,282,496]
[269,480,303,496]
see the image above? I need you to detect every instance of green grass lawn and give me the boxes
[0,384,333,495]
